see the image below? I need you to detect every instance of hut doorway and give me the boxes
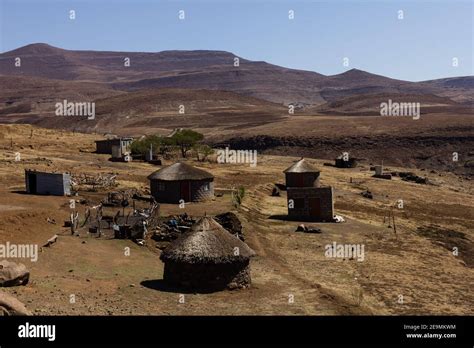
[180,181,191,202]
[27,173,37,194]
[309,197,321,216]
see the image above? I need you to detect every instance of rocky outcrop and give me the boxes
[0,260,30,287]
[0,291,32,315]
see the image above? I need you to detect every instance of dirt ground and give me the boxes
[0,124,472,315]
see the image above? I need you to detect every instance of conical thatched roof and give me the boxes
[283,158,320,173]
[160,216,255,264]
[147,162,214,181]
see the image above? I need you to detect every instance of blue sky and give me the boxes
[0,0,472,81]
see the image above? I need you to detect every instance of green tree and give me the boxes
[171,129,204,158]
[231,186,245,207]
[130,135,163,157]
[195,144,214,162]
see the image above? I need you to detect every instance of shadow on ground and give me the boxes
[140,279,223,294]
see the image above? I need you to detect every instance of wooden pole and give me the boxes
[70,212,75,235]
[392,209,397,235]
[387,208,392,228]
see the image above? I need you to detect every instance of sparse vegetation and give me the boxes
[231,186,246,207]
[130,135,164,156]
[351,287,364,307]
[0,124,473,316]
[171,129,204,158]
[131,130,205,159]
[195,144,214,162]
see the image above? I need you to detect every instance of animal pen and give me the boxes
[70,193,159,241]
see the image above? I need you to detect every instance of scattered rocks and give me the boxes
[295,224,322,233]
[399,172,429,184]
[227,282,239,290]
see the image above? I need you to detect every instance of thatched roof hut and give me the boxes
[148,162,213,181]
[160,216,255,291]
[147,162,214,203]
[284,158,321,188]
[284,158,320,174]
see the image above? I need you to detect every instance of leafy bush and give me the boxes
[231,186,245,207]
[170,129,204,158]
[130,135,164,156]
[195,144,214,161]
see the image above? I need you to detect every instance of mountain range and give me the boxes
[0,43,472,132]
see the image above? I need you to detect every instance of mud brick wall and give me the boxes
[285,172,320,188]
[163,260,252,290]
[287,186,334,221]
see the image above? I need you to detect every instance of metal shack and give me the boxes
[95,137,133,155]
[285,158,334,222]
[25,170,71,196]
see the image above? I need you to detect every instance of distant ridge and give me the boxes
[0,43,473,105]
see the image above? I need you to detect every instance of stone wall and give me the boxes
[150,179,214,203]
[190,180,214,202]
[162,260,251,291]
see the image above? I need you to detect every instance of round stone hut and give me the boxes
[147,162,214,203]
[160,216,256,291]
[283,158,321,188]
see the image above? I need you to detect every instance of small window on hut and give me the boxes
[157,182,165,191]
[203,183,209,191]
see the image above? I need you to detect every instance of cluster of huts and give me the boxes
[22,162,215,205]
[23,158,337,223]
[22,136,363,292]
[17,129,410,296]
